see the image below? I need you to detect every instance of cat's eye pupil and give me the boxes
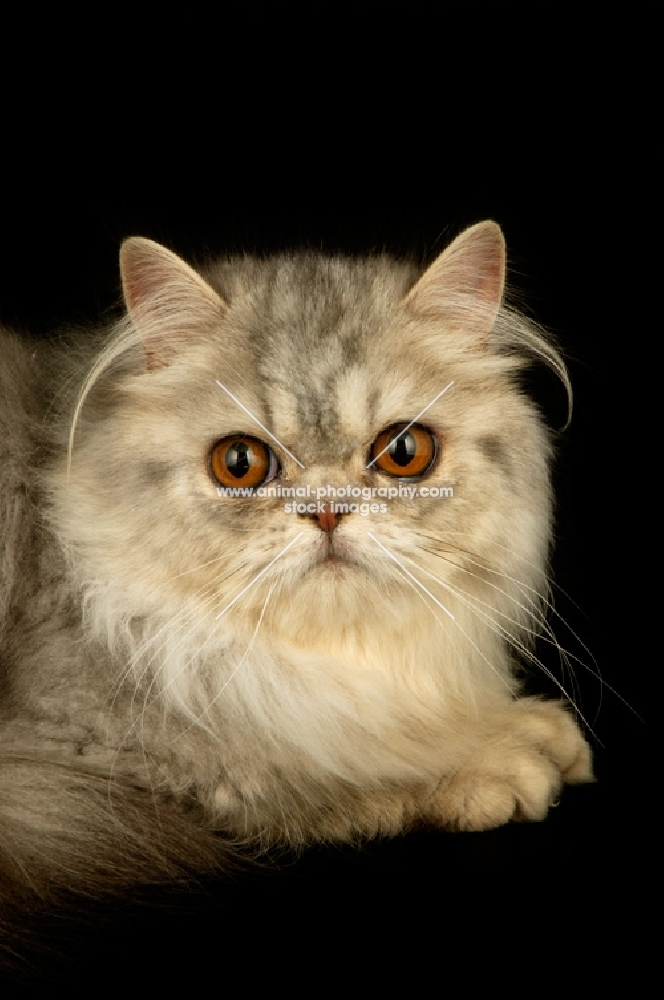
[388,432,416,467]
[225,442,251,479]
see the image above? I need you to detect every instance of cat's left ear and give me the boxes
[120,237,228,370]
[404,221,505,343]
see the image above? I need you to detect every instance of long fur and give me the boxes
[0,223,592,970]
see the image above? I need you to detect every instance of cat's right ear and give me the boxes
[120,238,228,370]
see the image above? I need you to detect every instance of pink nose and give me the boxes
[313,504,340,533]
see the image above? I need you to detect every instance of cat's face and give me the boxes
[56,225,551,664]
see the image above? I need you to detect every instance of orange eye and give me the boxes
[210,436,278,488]
[370,424,437,478]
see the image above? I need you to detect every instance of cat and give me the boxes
[0,220,592,951]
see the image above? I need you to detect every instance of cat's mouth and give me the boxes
[310,536,359,571]
[321,551,346,564]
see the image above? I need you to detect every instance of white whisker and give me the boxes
[367,532,455,619]
[414,529,640,721]
[214,534,304,621]
[385,557,516,700]
[138,534,303,726]
[399,550,600,741]
[172,580,277,742]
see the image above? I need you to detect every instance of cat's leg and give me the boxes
[422,698,592,832]
[205,700,591,841]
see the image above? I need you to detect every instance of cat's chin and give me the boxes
[263,544,377,635]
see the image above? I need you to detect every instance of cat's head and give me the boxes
[54,222,560,682]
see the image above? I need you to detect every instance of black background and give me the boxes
[0,31,650,989]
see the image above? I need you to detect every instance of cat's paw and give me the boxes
[425,699,593,832]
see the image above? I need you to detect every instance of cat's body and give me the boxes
[0,223,591,943]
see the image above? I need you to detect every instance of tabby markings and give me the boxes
[216,380,305,469]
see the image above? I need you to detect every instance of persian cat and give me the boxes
[0,221,592,934]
